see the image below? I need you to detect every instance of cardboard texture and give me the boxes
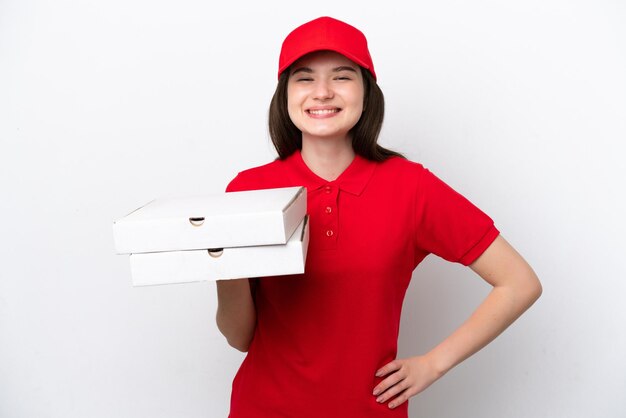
[113,186,306,254]
[128,215,309,286]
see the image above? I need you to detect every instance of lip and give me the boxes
[306,106,342,119]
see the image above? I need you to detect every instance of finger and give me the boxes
[373,366,406,396]
[387,387,415,409]
[374,375,409,403]
[375,359,401,377]
[373,361,407,395]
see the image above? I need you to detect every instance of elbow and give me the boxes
[218,325,252,352]
[226,335,253,353]
[532,277,543,302]
[216,316,255,353]
[226,335,252,353]
[524,272,543,307]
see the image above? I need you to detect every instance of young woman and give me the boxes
[216,16,542,418]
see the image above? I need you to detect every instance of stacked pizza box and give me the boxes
[113,187,309,286]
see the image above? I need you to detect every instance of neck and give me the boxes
[301,137,355,182]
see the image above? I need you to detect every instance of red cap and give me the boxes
[278,16,376,80]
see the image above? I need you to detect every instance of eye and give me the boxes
[334,75,352,81]
[295,77,313,82]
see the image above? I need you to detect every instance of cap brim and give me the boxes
[278,46,372,79]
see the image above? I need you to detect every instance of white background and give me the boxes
[1,1,625,417]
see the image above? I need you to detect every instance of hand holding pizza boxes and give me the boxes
[113,187,309,286]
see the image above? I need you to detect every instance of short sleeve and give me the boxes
[225,173,246,193]
[224,165,284,193]
[414,167,500,266]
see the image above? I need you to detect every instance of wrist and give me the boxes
[423,349,454,378]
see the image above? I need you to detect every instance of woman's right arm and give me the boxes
[215,278,257,352]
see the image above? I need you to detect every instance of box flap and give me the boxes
[113,186,307,254]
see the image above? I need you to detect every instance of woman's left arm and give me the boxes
[373,235,542,409]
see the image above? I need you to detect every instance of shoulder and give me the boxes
[380,156,425,171]
[373,156,464,203]
[374,156,428,185]
[225,158,289,192]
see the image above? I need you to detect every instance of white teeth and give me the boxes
[308,109,339,115]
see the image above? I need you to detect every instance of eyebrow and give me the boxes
[291,65,358,75]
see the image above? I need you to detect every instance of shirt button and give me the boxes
[324,186,332,194]
[326,229,334,237]
[325,206,332,214]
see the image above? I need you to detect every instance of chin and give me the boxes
[303,130,350,141]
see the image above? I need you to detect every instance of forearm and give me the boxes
[425,278,542,376]
[372,237,542,409]
[215,278,257,352]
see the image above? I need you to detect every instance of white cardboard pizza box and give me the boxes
[128,215,309,286]
[113,186,306,254]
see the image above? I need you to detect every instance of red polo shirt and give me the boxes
[225,150,499,418]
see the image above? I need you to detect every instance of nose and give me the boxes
[312,79,334,100]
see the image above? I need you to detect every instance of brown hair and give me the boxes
[268,67,404,161]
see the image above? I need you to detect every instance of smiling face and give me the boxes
[287,50,365,146]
